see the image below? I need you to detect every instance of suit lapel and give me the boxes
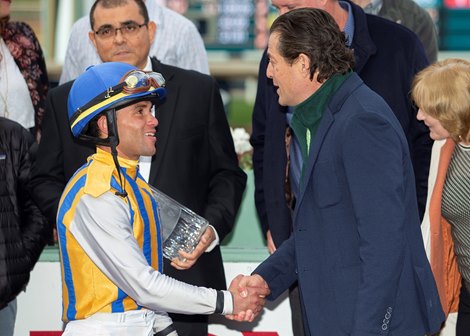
[294,73,362,214]
[295,111,334,211]
[149,58,179,184]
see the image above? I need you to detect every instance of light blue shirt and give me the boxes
[340,0,355,47]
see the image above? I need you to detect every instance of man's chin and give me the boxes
[109,54,134,64]
[278,98,288,107]
[142,149,156,157]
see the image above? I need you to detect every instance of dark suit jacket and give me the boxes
[251,0,433,248]
[31,57,246,291]
[255,73,444,336]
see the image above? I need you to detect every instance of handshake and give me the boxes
[225,274,270,322]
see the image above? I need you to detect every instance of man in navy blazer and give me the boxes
[252,0,432,250]
[251,3,433,332]
[235,8,444,335]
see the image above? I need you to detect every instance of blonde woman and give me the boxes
[412,58,470,335]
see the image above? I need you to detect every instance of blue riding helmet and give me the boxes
[67,62,166,143]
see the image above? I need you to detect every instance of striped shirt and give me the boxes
[442,143,470,284]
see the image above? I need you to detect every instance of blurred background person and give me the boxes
[352,0,438,63]
[0,117,49,336]
[59,0,208,84]
[0,0,49,139]
[412,58,470,336]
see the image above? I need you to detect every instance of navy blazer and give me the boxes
[254,73,444,336]
[30,58,246,292]
[251,0,433,248]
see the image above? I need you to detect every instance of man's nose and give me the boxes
[266,62,273,79]
[148,114,158,127]
[113,28,126,43]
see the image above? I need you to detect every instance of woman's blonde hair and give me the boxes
[411,58,470,143]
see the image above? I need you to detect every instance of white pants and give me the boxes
[62,310,177,336]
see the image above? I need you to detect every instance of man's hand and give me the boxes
[225,274,270,322]
[171,226,216,270]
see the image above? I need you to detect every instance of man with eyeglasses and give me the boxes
[59,0,209,84]
[31,1,247,335]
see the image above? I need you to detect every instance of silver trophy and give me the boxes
[149,186,209,260]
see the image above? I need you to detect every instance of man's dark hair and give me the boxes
[270,8,354,83]
[84,113,103,138]
[90,0,149,30]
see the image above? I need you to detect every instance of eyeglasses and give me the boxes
[94,21,148,39]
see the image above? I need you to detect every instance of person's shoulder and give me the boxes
[5,21,32,33]
[365,13,422,49]
[152,5,200,37]
[393,0,436,30]
[156,60,213,82]
[71,15,90,31]
[158,5,197,27]
[0,117,32,143]
[391,0,430,17]
[366,13,417,38]
[0,117,23,132]
[3,21,38,41]
[50,81,74,96]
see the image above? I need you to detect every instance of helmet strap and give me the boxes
[106,109,128,198]
[111,143,128,198]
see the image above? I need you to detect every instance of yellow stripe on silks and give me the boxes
[133,180,160,269]
[71,85,158,130]
[84,159,115,198]
[71,92,128,129]
[59,168,89,322]
[58,150,161,321]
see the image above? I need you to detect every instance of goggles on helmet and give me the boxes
[69,70,165,131]
[121,70,165,94]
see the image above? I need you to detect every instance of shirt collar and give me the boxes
[143,57,153,71]
[339,1,355,47]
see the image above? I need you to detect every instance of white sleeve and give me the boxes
[69,192,233,315]
[205,224,220,253]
